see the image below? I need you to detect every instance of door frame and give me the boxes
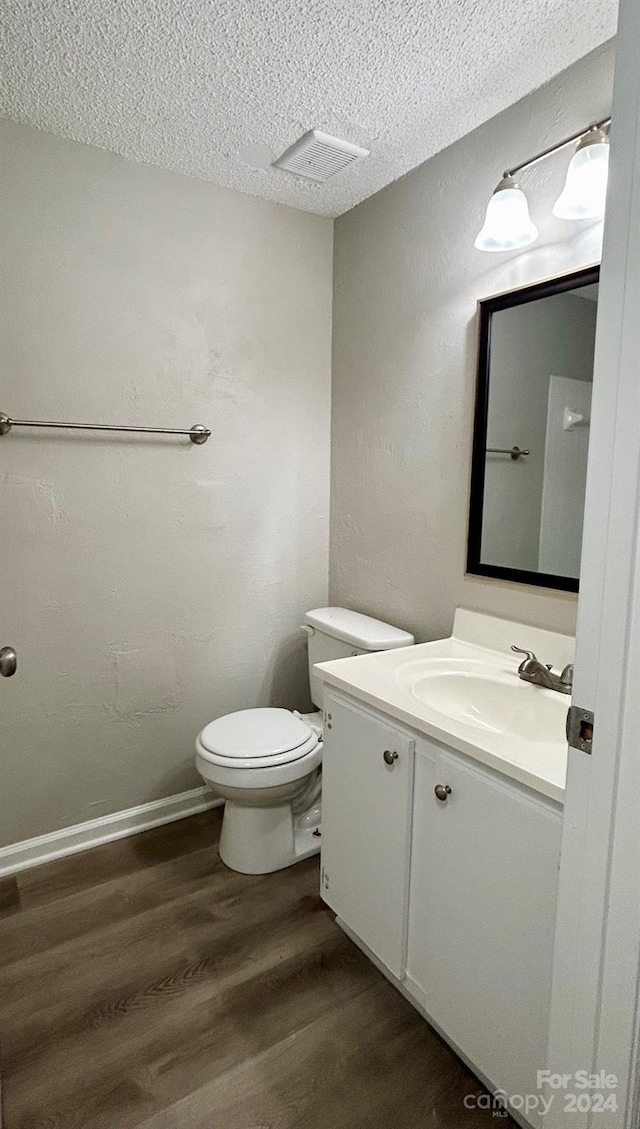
[546,2,640,1126]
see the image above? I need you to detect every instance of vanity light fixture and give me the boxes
[475,116,611,252]
[474,177,538,252]
[553,127,610,219]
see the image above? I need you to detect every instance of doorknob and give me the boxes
[434,784,452,802]
[0,646,17,677]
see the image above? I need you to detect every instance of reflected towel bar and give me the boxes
[486,446,530,460]
[0,412,210,445]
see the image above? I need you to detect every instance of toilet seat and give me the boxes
[198,708,320,770]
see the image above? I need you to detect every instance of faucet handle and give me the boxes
[560,663,574,688]
[511,645,537,663]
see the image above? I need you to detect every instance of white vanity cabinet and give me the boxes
[321,689,563,1128]
[407,746,562,1125]
[320,693,414,976]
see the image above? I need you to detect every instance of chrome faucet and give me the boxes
[511,646,574,695]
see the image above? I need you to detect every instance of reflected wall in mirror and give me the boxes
[467,265,599,593]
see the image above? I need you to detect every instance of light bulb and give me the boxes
[474,177,539,252]
[553,128,609,220]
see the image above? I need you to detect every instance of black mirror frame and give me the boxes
[467,264,600,594]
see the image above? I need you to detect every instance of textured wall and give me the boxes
[0,121,332,847]
[330,42,614,643]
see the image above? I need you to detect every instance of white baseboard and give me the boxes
[0,786,223,878]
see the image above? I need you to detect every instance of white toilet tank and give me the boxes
[303,607,414,710]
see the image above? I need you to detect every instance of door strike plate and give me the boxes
[566,705,594,754]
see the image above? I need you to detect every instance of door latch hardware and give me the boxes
[566,705,594,754]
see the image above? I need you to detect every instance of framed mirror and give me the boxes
[467,264,599,593]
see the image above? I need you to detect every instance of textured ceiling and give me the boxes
[1,0,617,217]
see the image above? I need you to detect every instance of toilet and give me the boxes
[195,607,414,874]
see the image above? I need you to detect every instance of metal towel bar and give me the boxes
[486,445,530,460]
[0,412,210,444]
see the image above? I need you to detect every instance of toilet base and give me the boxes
[219,800,321,874]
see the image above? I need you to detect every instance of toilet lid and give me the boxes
[199,708,316,762]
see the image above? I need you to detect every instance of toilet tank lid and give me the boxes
[305,607,414,651]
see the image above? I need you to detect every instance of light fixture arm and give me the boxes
[503,117,611,180]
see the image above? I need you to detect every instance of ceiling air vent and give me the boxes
[274,130,370,183]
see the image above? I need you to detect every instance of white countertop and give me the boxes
[315,609,573,804]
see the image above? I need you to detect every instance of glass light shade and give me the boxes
[553,130,610,220]
[474,177,539,252]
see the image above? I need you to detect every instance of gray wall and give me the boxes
[330,42,614,643]
[482,292,598,572]
[0,121,333,847]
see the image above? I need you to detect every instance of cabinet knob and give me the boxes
[434,784,452,802]
[383,749,399,766]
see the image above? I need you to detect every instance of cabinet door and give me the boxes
[408,747,562,1123]
[321,692,414,977]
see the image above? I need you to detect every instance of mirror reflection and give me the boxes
[468,267,599,592]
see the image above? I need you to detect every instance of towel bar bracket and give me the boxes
[486,445,531,460]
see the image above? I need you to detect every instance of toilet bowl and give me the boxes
[195,607,414,874]
[196,707,323,874]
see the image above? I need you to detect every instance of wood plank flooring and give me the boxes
[0,811,515,1128]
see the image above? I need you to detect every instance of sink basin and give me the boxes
[315,609,573,800]
[393,658,567,745]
